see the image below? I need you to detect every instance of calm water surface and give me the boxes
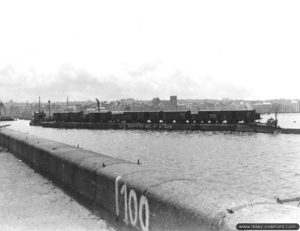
[1,113,300,201]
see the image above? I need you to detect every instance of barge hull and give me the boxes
[281,128,300,134]
[38,121,280,133]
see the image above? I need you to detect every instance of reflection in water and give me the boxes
[1,116,300,201]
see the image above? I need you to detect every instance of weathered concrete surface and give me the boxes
[0,128,299,231]
[0,148,114,231]
[223,204,300,231]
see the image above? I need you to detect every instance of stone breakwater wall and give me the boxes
[0,128,299,231]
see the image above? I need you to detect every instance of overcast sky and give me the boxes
[0,0,300,102]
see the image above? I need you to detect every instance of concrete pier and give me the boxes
[0,147,114,231]
[0,128,299,231]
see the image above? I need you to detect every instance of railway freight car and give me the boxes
[216,111,234,123]
[207,111,218,123]
[123,111,147,123]
[111,111,123,123]
[69,111,84,122]
[162,111,191,124]
[148,111,163,123]
[196,110,260,124]
[233,110,260,123]
[123,111,165,123]
[194,111,217,123]
[50,109,260,125]
[122,111,165,123]
[88,111,112,123]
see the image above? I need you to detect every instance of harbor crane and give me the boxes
[0,101,7,115]
[96,98,100,112]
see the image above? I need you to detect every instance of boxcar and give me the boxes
[208,111,219,123]
[82,113,90,122]
[232,110,259,123]
[69,111,84,122]
[197,111,218,123]
[53,112,60,122]
[162,111,191,123]
[135,112,147,123]
[123,111,147,123]
[217,111,234,123]
[88,111,112,123]
[197,111,209,123]
[111,111,123,123]
[148,111,163,123]
[190,113,199,123]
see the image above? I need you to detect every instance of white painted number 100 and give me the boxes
[115,176,149,231]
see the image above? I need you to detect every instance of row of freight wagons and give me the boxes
[52,110,261,124]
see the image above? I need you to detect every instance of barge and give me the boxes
[30,109,300,134]
[37,120,280,133]
[35,120,300,134]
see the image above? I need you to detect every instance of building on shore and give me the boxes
[151,96,187,111]
[253,100,300,114]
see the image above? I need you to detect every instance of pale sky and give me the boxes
[0,0,300,102]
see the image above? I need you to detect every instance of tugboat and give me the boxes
[29,97,48,125]
[242,109,279,133]
[29,111,46,126]
[266,117,278,127]
[266,108,279,128]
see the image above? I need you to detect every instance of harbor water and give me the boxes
[1,113,300,203]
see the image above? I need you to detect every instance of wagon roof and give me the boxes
[163,110,190,113]
[53,111,83,114]
[88,110,111,114]
[198,109,256,112]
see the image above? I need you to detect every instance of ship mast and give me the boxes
[0,101,5,115]
[96,98,100,112]
[38,96,41,113]
[48,100,51,117]
[66,97,69,111]
[275,107,278,127]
